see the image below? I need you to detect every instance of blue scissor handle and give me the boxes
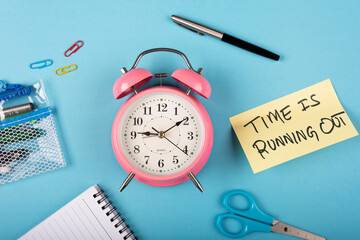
[216,213,272,238]
[216,190,275,238]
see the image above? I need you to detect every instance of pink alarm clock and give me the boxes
[112,48,213,192]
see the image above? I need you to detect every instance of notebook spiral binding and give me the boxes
[93,189,138,240]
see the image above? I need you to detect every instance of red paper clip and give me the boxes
[64,40,84,57]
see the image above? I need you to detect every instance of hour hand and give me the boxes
[164,117,188,133]
[137,131,158,136]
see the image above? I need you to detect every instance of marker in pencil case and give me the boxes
[0,80,23,92]
[0,127,46,145]
[0,103,34,121]
[0,149,30,174]
[0,81,31,102]
[0,119,39,133]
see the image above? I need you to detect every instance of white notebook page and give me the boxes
[19,185,136,240]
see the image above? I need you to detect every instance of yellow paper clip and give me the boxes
[55,64,77,76]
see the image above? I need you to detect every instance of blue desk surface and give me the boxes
[1,1,359,239]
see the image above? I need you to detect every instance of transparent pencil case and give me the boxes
[0,80,66,184]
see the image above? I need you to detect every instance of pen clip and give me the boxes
[173,22,205,36]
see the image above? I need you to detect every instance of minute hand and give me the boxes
[164,117,187,134]
[164,136,188,156]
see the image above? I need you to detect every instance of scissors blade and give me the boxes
[271,220,326,240]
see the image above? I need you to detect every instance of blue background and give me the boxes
[1,1,359,239]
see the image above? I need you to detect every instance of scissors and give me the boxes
[216,190,326,240]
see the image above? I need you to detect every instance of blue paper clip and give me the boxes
[29,59,53,69]
[0,81,31,102]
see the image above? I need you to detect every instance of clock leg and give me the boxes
[119,172,135,192]
[188,172,204,192]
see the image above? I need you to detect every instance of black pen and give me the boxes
[171,15,280,61]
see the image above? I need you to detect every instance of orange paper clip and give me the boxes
[64,40,84,57]
[55,64,77,76]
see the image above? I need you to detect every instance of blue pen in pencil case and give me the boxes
[0,80,66,184]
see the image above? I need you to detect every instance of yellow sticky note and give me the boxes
[230,79,358,173]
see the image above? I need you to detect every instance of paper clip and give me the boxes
[64,40,84,57]
[29,59,53,69]
[55,64,78,76]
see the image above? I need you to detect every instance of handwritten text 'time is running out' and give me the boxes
[230,79,358,173]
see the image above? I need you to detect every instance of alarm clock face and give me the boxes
[118,91,205,176]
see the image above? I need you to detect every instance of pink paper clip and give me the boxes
[64,40,84,57]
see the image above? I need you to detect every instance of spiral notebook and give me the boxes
[19,185,137,240]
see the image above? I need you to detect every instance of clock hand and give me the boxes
[152,127,188,155]
[163,117,188,134]
[137,131,158,136]
[163,136,188,156]
[151,127,166,139]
